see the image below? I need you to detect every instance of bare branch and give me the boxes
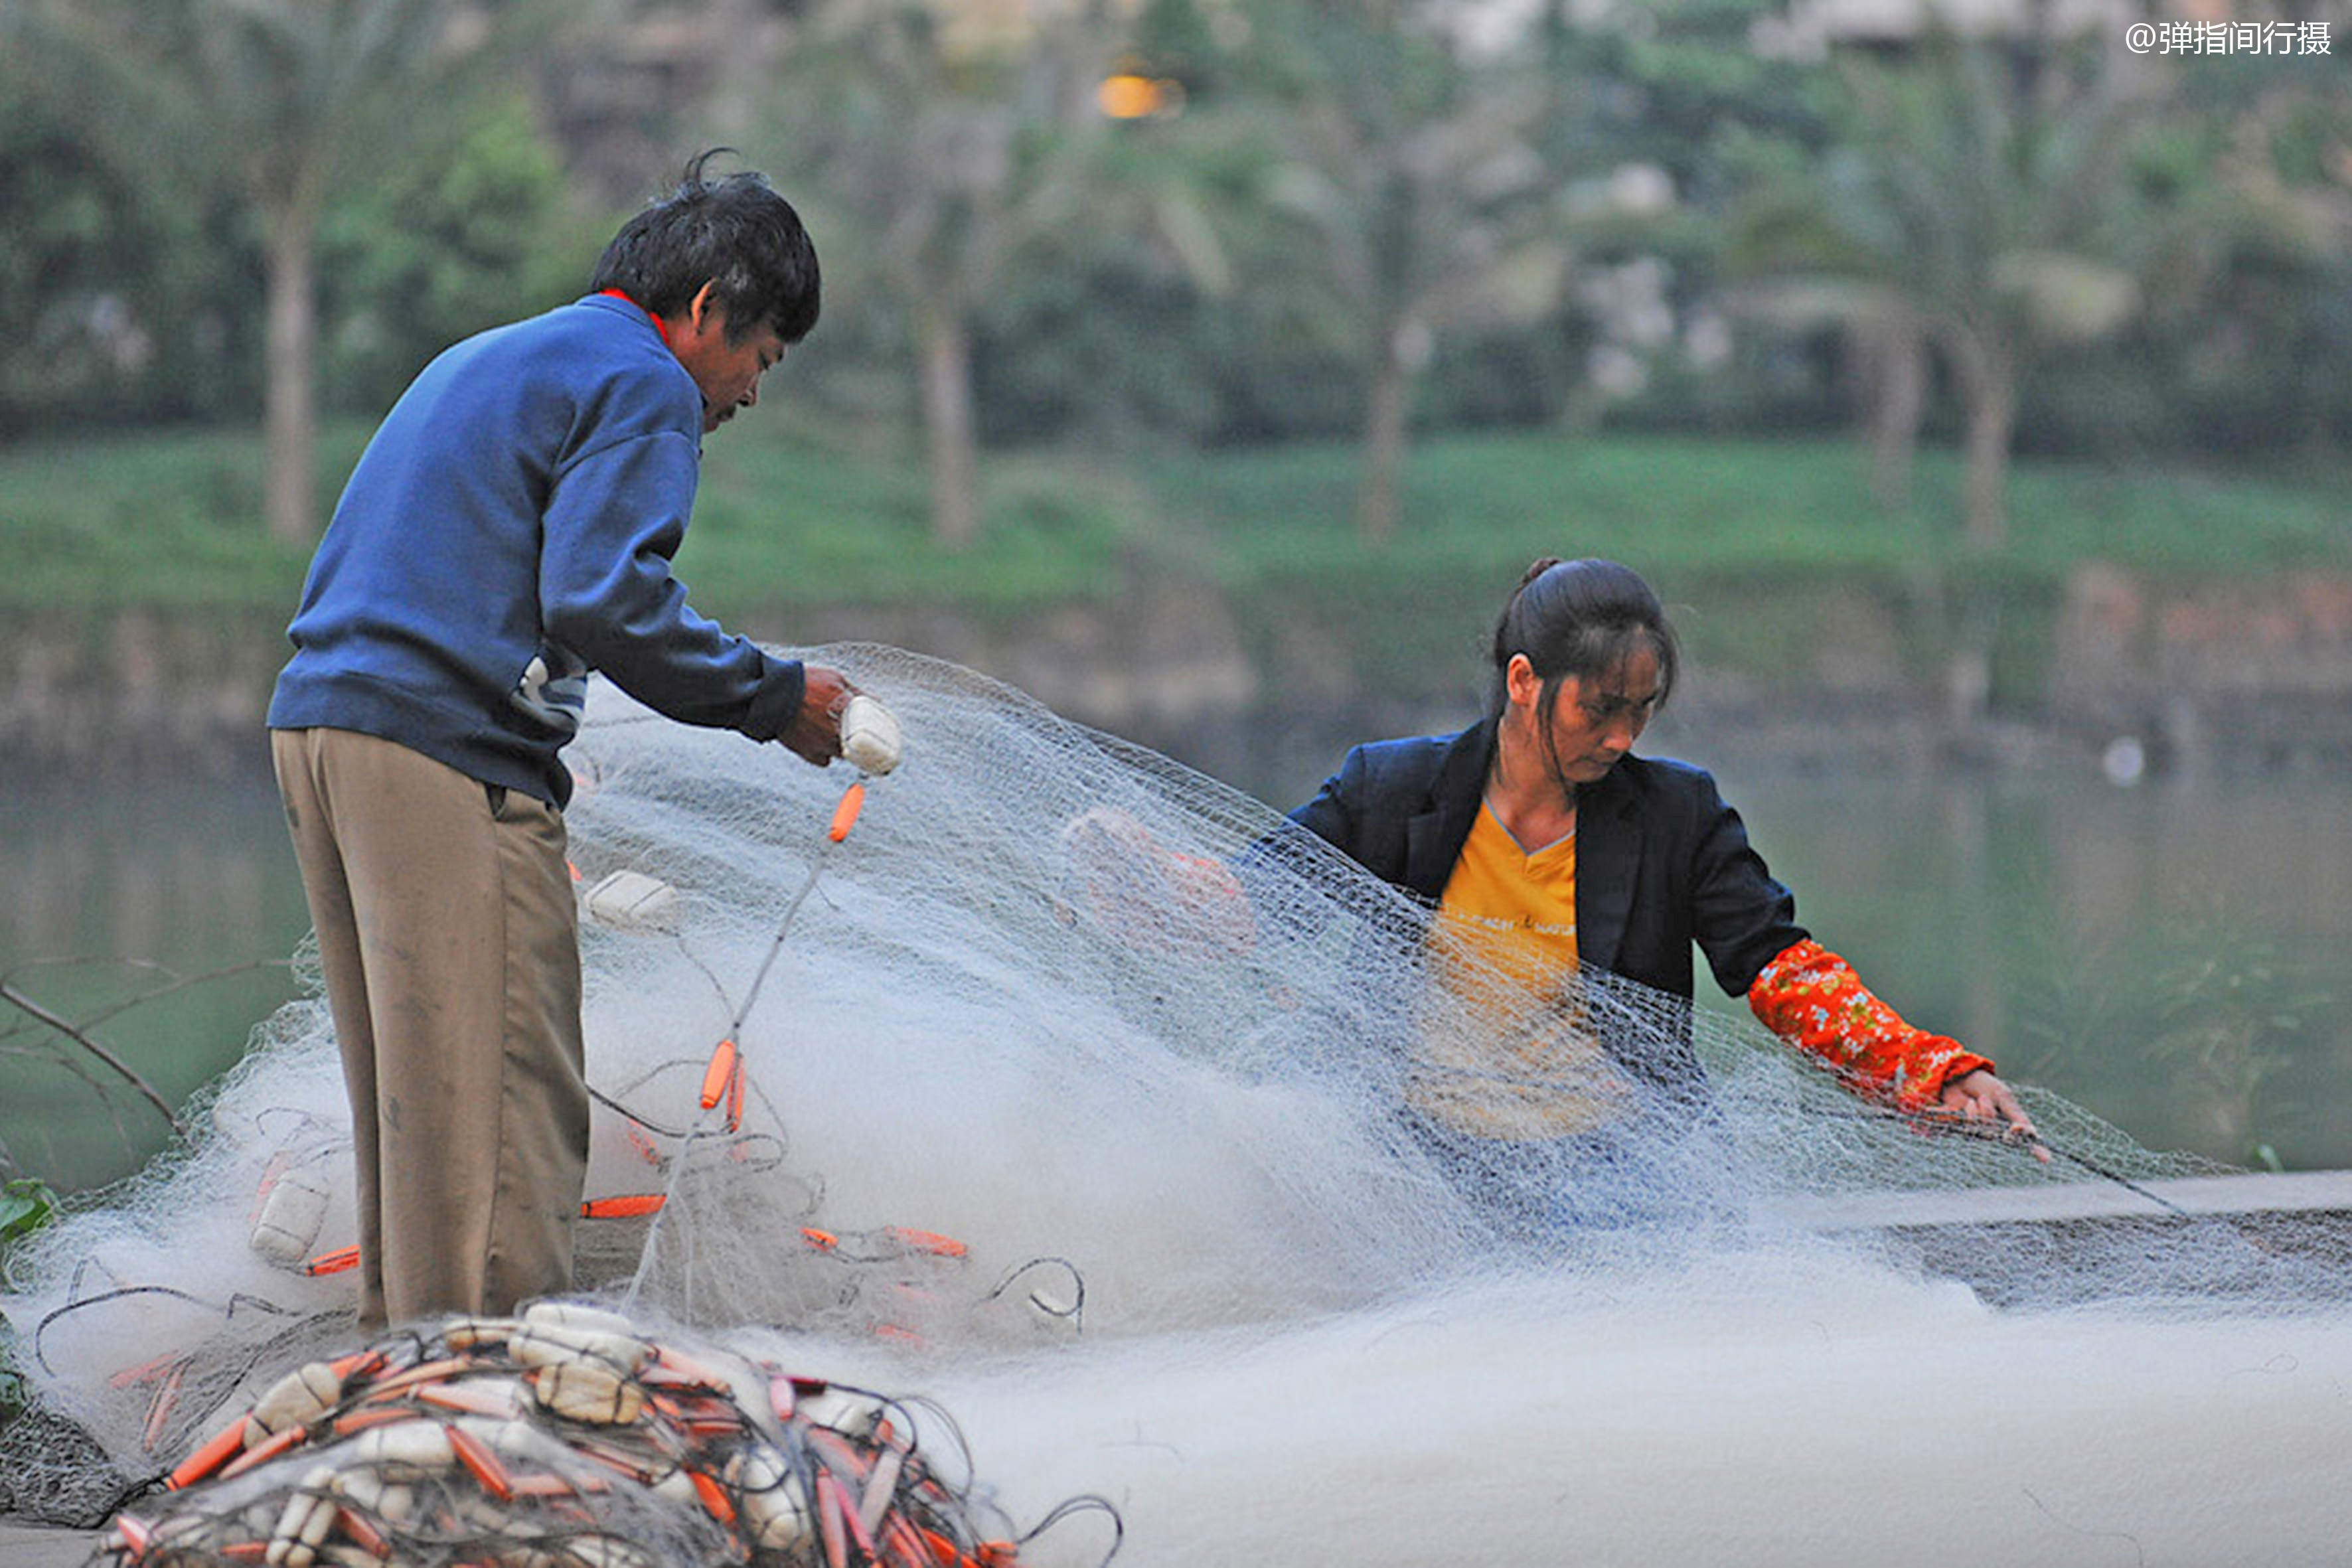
[0,980,185,1137]
[64,957,294,1035]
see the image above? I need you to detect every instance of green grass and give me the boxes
[686,432,1129,617]
[1143,430,2352,580]
[0,426,323,613]
[1129,431,2352,697]
[0,420,1133,621]
[1,422,2343,685]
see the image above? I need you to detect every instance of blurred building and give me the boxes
[534,0,1150,202]
[535,0,803,202]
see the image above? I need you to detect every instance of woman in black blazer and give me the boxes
[1281,558,2039,1223]
[1066,557,2039,1233]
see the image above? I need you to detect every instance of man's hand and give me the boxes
[778,665,854,767]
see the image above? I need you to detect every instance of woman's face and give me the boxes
[1508,644,1662,786]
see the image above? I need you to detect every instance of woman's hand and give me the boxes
[1059,806,1255,959]
[1940,1068,2050,1163]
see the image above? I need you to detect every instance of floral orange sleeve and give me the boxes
[1746,939,1992,1112]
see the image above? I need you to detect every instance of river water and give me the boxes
[8,699,2352,1567]
[3,743,2347,1194]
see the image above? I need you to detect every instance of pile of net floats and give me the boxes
[97,1298,1110,1567]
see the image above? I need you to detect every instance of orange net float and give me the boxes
[688,1466,737,1527]
[828,780,866,844]
[216,1422,306,1484]
[108,1515,155,1560]
[302,1243,360,1278]
[414,1379,526,1420]
[697,1038,739,1113]
[163,1415,248,1491]
[445,1420,516,1502]
[139,1361,188,1453]
[885,1227,968,1259]
[111,1352,181,1392]
[333,1503,393,1560]
[325,1348,390,1382]
[329,1406,414,1439]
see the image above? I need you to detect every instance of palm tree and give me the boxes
[6,0,528,545]
[760,0,1130,550]
[1239,0,1567,543]
[1731,32,2157,550]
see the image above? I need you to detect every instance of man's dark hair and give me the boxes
[590,149,821,345]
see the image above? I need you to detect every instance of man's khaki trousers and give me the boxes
[271,727,588,1331]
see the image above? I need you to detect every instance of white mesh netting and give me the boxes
[5,643,2351,1564]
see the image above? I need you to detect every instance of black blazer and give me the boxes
[1287,720,1806,1004]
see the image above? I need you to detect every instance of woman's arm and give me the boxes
[1747,938,2042,1150]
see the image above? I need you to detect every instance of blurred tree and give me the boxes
[959,0,1360,454]
[0,83,210,437]
[319,94,596,415]
[3,0,551,544]
[2138,60,2352,462]
[758,0,1130,550]
[1233,0,1567,542]
[971,104,1268,449]
[1532,1,1839,438]
[1729,31,2161,547]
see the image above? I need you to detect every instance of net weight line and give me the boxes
[624,773,874,1313]
[1804,1095,2208,1224]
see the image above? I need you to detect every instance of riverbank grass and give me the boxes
[1,422,2342,620]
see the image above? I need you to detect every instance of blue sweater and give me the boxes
[268,294,806,806]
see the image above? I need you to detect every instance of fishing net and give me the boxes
[89,1302,1110,1568]
[6,642,2351,1563]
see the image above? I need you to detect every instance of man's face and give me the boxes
[668,292,789,434]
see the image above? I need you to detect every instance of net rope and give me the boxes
[5,643,2349,1562]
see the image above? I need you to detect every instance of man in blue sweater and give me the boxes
[268,152,854,1331]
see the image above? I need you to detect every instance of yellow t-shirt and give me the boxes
[1413,803,1632,1138]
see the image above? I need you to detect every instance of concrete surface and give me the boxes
[0,1518,102,1566]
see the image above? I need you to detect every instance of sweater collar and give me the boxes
[595,288,674,349]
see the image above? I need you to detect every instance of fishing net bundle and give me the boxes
[6,643,2351,1564]
[90,1300,1105,1568]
